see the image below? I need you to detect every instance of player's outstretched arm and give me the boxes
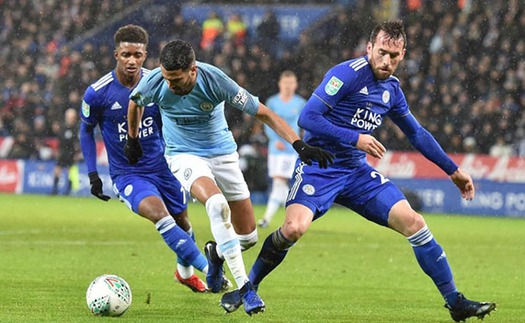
[255,103,334,168]
[449,168,475,200]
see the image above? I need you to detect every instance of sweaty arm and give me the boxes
[79,121,98,174]
[298,96,360,145]
[391,113,458,175]
[127,99,144,139]
[255,103,300,144]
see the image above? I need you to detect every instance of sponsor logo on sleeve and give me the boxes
[325,76,344,96]
[82,100,90,117]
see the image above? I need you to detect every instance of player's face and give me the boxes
[114,42,147,80]
[160,64,197,96]
[367,30,405,80]
[278,75,298,97]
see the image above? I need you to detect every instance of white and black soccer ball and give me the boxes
[86,274,132,316]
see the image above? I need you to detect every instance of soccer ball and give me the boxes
[86,274,132,316]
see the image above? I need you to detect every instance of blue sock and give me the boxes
[177,227,196,267]
[156,216,207,272]
[408,225,457,304]
[249,228,295,286]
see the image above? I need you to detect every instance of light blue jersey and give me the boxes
[130,61,260,157]
[264,94,305,156]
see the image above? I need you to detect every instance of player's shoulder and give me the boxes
[327,56,370,83]
[141,67,162,82]
[89,71,114,92]
[385,74,401,85]
[196,61,230,81]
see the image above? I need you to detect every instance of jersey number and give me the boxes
[370,171,390,184]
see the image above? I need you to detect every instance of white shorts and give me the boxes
[267,154,297,179]
[165,152,250,202]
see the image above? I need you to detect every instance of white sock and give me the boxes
[177,263,194,279]
[205,194,248,288]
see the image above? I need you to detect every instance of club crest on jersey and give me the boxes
[382,90,390,103]
[200,102,214,112]
[82,100,90,117]
[302,184,315,195]
[325,76,343,96]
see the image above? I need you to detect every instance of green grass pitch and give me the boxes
[0,194,523,322]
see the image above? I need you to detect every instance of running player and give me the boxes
[124,39,333,315]
[80,25,211,293]
[221,20,496,322]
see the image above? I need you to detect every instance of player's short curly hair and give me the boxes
[160,40,195,71]
[114,24,149,47]
[370,20,407,49]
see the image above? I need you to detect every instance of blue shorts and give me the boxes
[112,167,187,215]
[286,161,405,226]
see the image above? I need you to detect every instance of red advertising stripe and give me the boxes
[367,152,525,183]
[0,160,21,192]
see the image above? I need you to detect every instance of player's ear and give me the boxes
[366,41,373,55]
[399,48,406,61]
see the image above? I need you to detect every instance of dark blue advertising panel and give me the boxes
[395,179,525,218]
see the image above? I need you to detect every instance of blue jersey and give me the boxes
[305,56,409,168]
[81,69,166,176]
[264,94,305,156]
[130,61,260,157]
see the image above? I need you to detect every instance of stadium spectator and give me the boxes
[225,13,248,47]
[256,10,280,57]
[0,0,524,175]
[200,11,224,52]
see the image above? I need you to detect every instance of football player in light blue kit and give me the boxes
[79,25,210,293]
[258,70,306,229]
[221,21,496,322]
[124,40,333,315]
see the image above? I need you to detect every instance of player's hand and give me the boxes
[88,171,111,201]
[292,140,334,169]
[124,136,143,165]
[356,134,386,159]
[276,141,286,151]
[450,168,475,200]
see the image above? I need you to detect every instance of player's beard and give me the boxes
[370,61,392,80]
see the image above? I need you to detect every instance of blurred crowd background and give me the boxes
[1,0,524,167]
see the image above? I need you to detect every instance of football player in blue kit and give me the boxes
[79,25,212,293]
[124,39,333,315]
[221,20,496,322]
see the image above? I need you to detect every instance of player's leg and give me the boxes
[114,174,208,292]
[212,152,259,252]
[347,163,495,321]
[259,154,295,228]
[159,168,208,292]
[387,200,496,321]
[51,164,62,195]
[166,154,249,295]
[259,177,288,228]
[229,198,258,250]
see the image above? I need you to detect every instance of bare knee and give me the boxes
[281,220,308,241]
[388,200,426,237]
